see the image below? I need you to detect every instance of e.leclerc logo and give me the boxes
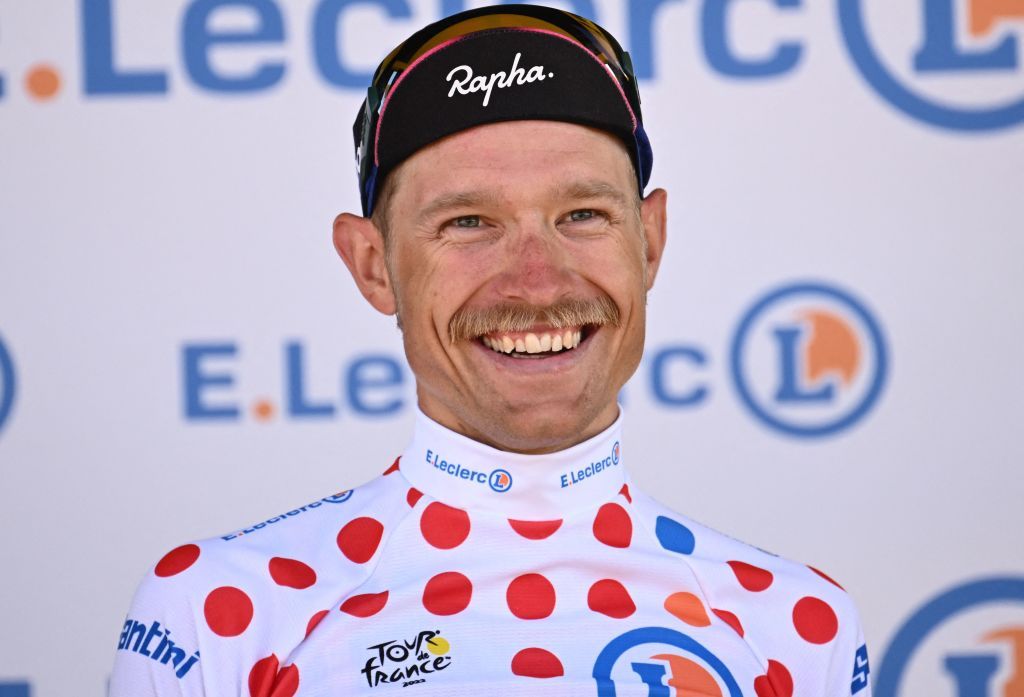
[730,281,888,438]
[593,627,742,696]
[488,469,513,493]
[0,332,17,438]
[875,577,1024,697]
[840,0,1024,130]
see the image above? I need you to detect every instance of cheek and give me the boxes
[394,251,485,330]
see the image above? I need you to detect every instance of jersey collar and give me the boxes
[398,407,627,519]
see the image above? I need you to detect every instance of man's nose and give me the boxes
[493,223,575,306]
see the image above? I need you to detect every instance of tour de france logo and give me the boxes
[592,627,742,696]
[839,0,1024,130]
[361,629,453,689]
[0,333,16,439]
[875,576,1024,697]
[730,281,888,438]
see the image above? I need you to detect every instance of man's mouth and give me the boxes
[478,326,591,358]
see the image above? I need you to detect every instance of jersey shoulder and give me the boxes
[110,465,414,694]
[630,489,870,696]
[632,487,853,599]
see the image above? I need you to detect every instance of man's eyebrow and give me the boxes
[555,180,631,206]
[416,190,502,223]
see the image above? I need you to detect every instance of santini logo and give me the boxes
[446,53,554,106]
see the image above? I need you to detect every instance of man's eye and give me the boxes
[568,210,596,222]
[452,215,481,228]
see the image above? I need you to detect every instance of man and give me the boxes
[111,6,871,696]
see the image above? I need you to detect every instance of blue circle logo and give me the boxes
[611,441,621,465]
[489,468,512,493]
[592,627,742,696]
[839,0,1024,131]
[0,334,16,438]
[876,577,1024,697]
[730,281,888,438]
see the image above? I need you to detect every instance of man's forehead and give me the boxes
[396,121,637,211]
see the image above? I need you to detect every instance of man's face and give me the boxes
[337,120,667,453]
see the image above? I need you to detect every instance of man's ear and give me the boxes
[639,187,668,291]
[332,213,397,316]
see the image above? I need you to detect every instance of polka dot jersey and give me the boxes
[110,409,872,696]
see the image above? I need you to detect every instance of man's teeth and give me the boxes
[481,330,583,354]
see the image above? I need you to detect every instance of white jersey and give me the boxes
[110,410,872,696]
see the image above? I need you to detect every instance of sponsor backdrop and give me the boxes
[0,0,1021,694]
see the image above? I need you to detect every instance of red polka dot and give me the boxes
[407,488,423,507]
[305,609,329,638]
[204,586,254,637]
[508,519,562,540]
[341,591,389,618]
[754,660,793,697]
[249,654,279,696]
[619,484,632,503]
[506,573,556,619]
[383,457,400,475]
[588,579,636,619]
[270,665,299,697]
[248,654,298,697]
[268,557,317,590]
[337,517,384,563]
[155,544,200,577]
[713,608,744,637]
[420,502,470,549]
[511,648,564,678]
[793,596,839,644]
[423,572,472,616]
[727,560,774,592]
[810,565,845,590]
[593,502,632,548]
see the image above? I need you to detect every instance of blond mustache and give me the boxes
[448,297,620,344]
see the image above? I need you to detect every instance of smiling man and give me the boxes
[110,6,871,696]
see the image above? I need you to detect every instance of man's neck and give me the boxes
[415,393,620,455]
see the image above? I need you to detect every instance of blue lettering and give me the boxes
[183,0,287,92]
[943,654,1001,697]
[347,355,404,415]
[425,449,433,463]
[286,342,336,417]
[560,474,569,487]
[851,644,870,695]
[914,0,1017,72]
[773,327,832,402]
[83,0,169,95]
[128,621,146,651]
[702,0,803,78]
[140,621,163,656]
[118,620,132,649]
[183,343,240,420]
[313,0,412,89]
[628,0,685,79]
[650,346,709,406]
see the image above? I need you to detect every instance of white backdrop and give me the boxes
[1,1,1022,695]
